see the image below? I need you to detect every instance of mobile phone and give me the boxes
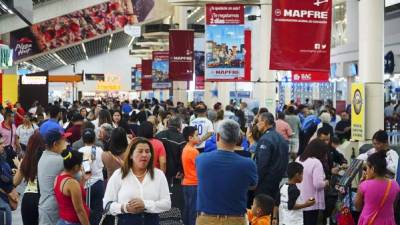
[82,160,91,174]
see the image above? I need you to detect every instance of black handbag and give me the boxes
[99,201,118,225]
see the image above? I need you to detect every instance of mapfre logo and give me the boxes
[314,0,328,7]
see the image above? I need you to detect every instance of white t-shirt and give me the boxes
[357,148,399,178]
[16,124,38,146]
[279,183,304,225]
[78,145,104,187]
[190,117,214,149]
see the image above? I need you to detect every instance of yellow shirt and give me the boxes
[247,210,271,225]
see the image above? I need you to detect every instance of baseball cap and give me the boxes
[45,128,72,146]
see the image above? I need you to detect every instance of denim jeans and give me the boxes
[56,219,80,225]
[0,197,11,225]
[183,185,197,225]
[86,180,104,225]
[118,213,159,225]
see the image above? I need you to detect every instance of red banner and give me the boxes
[206,4,244,25]
[194,51,205,90]
[291,71,329,82]
[169,30,194,81]
[141,59,152,91]
[270,0,332,72]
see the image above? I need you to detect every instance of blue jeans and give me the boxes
[183,185,197,225]
[86,180,104,225]
[118,213,159,225]
[0,197,11,225]
[56,219,80,225]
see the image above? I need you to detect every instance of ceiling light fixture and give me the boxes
[53,53,67,66]
[107,34,113,53]
[0,1,13,14]
[187,7,201,19]
[196,15,205,23]
[128,37,136,47]
[81,43,89,60]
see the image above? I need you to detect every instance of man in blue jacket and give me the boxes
[255,112,288,203]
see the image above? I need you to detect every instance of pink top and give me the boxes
[150,138,166,169]
[296,157,326,211]
[358,179,400,225]
[0,122,17,149]
[275,119,292,141]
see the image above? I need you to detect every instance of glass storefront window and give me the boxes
[332,1,347,48]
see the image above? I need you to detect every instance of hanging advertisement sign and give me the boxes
[152,51,171,89]
[169,30,194,81]
[195,51,205,90]
[131,66,137,91]
[270,0,332,72]
[291,71,329,83]
[205,4,250,81]
[135,64,142,91]
[351,83,365,141]
[141,59,153,91]
[10,0,155,61]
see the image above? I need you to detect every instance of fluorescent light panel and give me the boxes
[187,7,200,18]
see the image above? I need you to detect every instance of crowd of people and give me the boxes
[0,97,397,225]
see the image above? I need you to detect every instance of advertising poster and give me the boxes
[135,64,142,91]
[195,51,205,90]
[351,83,365,141]
[152,51,171,89]
[169,30,194,81]
[205,4,250,81]
[10,0,155,61]
[131,66,137,90]
[270,0,332,72]
[291,71,329,82]
[141,59,153,91]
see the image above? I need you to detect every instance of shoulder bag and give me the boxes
[98,201,118,225]
[367,180,393,225]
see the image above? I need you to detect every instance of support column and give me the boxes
[359,0,384,139]
[253,0,277,113]
[172,6,189,106]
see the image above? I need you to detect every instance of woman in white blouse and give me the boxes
[103,137,171,225]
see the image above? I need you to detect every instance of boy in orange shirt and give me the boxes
[182,126,201,225]
[247,194,275,225]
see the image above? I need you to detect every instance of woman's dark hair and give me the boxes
[216,110,224,121]
[82,128,96,144]
[112,110,122,122]
[122,137,154,179]
[251,124,262,142]
[372,130,388,144]
[20,132,45,182]
[61,150,83,171]
[299,139,329,162]
[129,111,138,123]
[4,109,12,120]
[258,107,269,115]
[287,106,295,115]
[110,127,128,156]
[137,121,154,139]
[367,151,387,177]
[98,109,112,126]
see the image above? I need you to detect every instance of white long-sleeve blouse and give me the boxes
[103,168,171,215]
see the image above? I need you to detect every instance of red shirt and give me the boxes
[14,108,25,127]
[66,124,82,144]
[54,174,90,223]
[149,138,166,169]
